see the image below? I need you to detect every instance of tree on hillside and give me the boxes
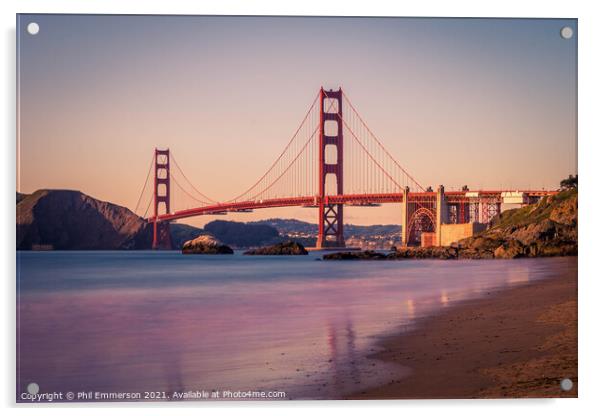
[560,174,578,190]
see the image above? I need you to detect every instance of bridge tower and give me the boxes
[152,148,172,249]
[317,87,345,248]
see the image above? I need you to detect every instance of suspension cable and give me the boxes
[342,91,425,191]
[227,91,320,202]
[134,154,154,215]
[170,152,218,204]
[248,126,319,201]
[337,113,405,191]
[170,170,214,205]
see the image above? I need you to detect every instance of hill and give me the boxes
[16,190,203,250]
[17,190,148,250]
[204,220,281,248]
[16,192,29,204]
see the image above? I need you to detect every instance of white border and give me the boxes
[3,1,601,415]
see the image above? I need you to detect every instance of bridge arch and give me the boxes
[407,207,436,246]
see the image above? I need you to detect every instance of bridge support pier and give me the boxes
[316,87,345,249]
[152,221,172,250]
[152,148,172,250]
[400,186,409,246]
[436,185,448,246]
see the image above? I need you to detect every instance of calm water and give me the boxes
[16,251,576,400]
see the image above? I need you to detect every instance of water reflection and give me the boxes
[16,253,576,400]
[507,266,531,284]
[440,290,449,307]
[325,317,360,395]
[406,299,416,319]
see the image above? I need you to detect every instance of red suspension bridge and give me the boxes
[133,87,556,249]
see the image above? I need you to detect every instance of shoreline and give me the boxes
[348,258,577,399]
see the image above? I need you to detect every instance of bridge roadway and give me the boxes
[152,190,556,223]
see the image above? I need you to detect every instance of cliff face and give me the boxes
[17,190,149,250]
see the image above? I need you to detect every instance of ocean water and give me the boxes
[16,251,576,401]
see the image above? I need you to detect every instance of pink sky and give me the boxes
[17,15,577,226]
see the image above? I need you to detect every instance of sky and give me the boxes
[17,15,577,227]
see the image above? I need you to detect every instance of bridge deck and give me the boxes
[152,190,557,222]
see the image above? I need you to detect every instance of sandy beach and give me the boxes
[349,258,577,399]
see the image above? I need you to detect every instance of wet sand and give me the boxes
[349,261,577,399]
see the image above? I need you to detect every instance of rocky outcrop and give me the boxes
[324,247,457,260]
[181,235,233,254]
[324,189,577,261]
[244,241,308,255]
[493,239,526,259]
[456,189,577,259]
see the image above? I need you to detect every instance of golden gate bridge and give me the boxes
[133,87,556,249]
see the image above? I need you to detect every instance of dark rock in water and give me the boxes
[323,250,387,260]
[390,246,458,260]
[324,247,459,261]
[182,235,233,254]
[169,224,210,250]
[244,241,308,255]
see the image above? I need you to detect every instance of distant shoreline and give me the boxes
[347,258,577,399]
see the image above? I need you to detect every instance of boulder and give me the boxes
[181,234,233,254]
[493,239,525,259]
[457,236,503,252]
[244,241,308,255]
